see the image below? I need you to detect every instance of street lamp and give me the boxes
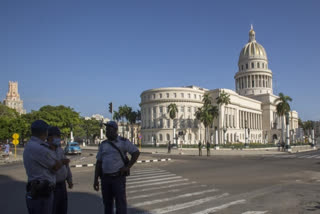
[215,126,219,150]
[223,126,227,144]
[285,112,291,152]
[244,120,248,148]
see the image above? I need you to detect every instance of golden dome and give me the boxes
[239,26,267,61]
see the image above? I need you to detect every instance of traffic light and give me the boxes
[108,102,113,113]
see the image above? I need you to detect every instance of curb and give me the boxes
[70,158,172,168]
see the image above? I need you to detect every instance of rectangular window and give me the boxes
[181,106,185,112]
[241,65,244,70]
[167,119,170,128]
[194,94,196,99]
[188,93,191,98]
[160,94,162,98]
[159,119,163,128]
[174,93,177,98]
[159,106,163,113]
[246,64,248,69]
[188,107,191,112]
[199,95,201,100]
[251,62,254,68]
[153,94,155,99]
[257,63,260,68]
[166,93,169,98]
[181,93,184,98]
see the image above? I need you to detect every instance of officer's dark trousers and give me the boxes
[101,175,127,214]
[26,192,53,214]
[52,181,68,214]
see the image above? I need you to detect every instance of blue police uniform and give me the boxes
[52,146,72,214]
[23,136,58,214]
[97,135,139,214]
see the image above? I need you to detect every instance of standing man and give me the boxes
[4,141,10,157]
[168,140,171,154]
[198,141,202,156]
[206,141,211,156]
[23,120,70,214]
[93,121,140,214]
[47,126,73,214]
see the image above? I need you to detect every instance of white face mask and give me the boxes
[52,138,61,147]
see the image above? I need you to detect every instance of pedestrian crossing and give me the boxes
[127,168,268,214]
[263,153,320,159]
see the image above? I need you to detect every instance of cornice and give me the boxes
[140,99,204,106]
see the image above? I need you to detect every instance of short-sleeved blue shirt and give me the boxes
[96,136,139,174]
[23,136,58,183]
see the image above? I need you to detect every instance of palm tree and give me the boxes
[216,90,231,144]
[195,105,219,145]
[112,111,121,122]
[167,103,178,145]
[274,92,292,146]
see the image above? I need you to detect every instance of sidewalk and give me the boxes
[82,145,317,156]
[0,152,23,165]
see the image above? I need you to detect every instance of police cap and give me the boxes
[48,126,61,137]
[31,120,49,136]
[104,121,118,129]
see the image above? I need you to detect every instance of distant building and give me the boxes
[85,114,110,123]
[3,81,26,114]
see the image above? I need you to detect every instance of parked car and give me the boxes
[64,142,82,155]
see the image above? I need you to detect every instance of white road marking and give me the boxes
[127,178,188,189]
[306,155,318,158]
[131,170,166,175]
[242,211,268,214]
[149,193,229,214]
[131,168,164,173]
[128,185,202,200]
[298,155,311,158]
[87,164,94,167]
[193,199,246,214]
[132,188,219,207]
[129,172,172,179]
[128,174,177,182]
[127,176,182,185]
[127,181,196,194]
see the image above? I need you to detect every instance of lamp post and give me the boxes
[215,126,219,150]
[244,120,248,148]
[70,124,74,142]
[312,127,316,149]
[285,112,291,152]
[223,126,227,144]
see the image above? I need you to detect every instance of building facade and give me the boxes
[140,26,299,145]
[3,81,26,114]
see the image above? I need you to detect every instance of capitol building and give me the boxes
[140,26,299,145]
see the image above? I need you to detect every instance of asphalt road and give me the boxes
[1,150,320,214]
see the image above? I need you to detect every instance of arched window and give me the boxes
[166,134,170,141]
[159,134,163,142]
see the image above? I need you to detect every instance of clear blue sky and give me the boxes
[1,0,319,120]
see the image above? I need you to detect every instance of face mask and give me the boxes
[52,138,61,147]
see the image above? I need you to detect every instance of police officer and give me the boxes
[23,120,70,214]
[47,126,73,214]
[198,141,202,156]
[93,121,140,214]
[206,141,211,156]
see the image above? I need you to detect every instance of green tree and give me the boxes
[167,103,178,144]
[274,92,292,144]
[195,94,219,144]
[113,111,121,122]
[216,90,231,144]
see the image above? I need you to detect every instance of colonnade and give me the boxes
[236,75,272,90]
[239,110,262,130]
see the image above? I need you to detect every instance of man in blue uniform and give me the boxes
[23,120,70,214]
[93,121,140,214]
[47,126,73,214]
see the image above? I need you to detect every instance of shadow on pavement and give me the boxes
[0,174,148,214]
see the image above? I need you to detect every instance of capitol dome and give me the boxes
[238,26,267,62]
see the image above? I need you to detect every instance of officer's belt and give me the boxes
[103,171,122,177]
